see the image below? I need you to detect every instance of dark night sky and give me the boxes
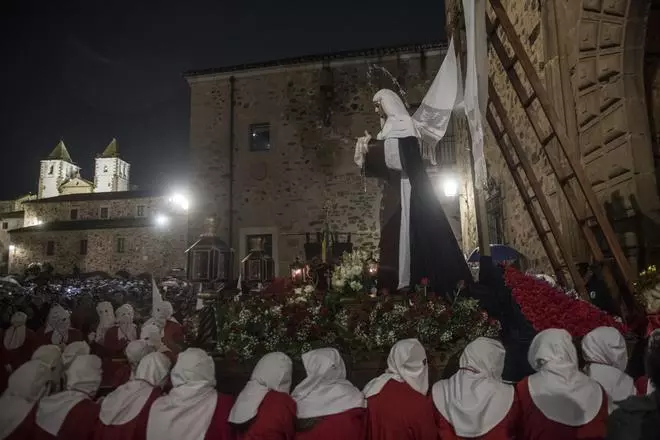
[0,0,445,200]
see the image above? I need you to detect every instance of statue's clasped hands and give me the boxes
[354,130,372,168]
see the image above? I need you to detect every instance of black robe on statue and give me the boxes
[365,136,473,297]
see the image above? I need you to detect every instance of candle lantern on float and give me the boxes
[185,216,234,285]
[364,253,379,293]
[289,257,309,286]
[241,237,275,291]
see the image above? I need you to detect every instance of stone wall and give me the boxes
[188,48,450,275]
[9,219,187,277]
[23,196,165,226]
[446,0,660,278]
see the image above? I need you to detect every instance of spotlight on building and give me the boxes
[155,214,170,227]
[169,193,190,211]
[442,177,459,198]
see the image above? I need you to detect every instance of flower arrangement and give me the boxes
[330,250,373,296]
[215,290,500,362]
[504,266,627,337]
[634,265,660,314]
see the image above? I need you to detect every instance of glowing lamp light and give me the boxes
[155,214,169,227]
[169,193,190,211]
[442,178,459,198]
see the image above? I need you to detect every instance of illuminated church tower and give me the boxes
[94,138,130,193]
[38,141,80,199]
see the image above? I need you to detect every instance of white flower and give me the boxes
[294,288,302,295]
[303,284,314,294]
[334,278,345,288]
[349,281,363,292]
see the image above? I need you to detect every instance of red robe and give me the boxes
[366,380,437,440]
[35,399,101,440]
[236,390,296,440]
[0,329,38,392]
[98,327,134,387]
[432,393,520,440]
[93,388,161,440]
[103,327,131,357]
[38,328,84,347]
[162,321,184,352]
[295,407,367,440]
[204,393,236,440]
[515,377,608,440]
[5,405,38,440]
[634,376,652,395]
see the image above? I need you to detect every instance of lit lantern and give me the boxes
[241,237,275,290]
[364,254,379,292]
[289,257,309,286]
[186,217,234,284]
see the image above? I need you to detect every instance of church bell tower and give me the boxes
[94,139,130,193]
[38,140,80,199]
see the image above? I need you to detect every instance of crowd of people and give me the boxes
[0,288,659,440]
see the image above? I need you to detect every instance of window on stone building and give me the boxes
[100,207,109,219]
[249,123,271,151]
[136,205,146,217]
[1,222,7,230]
[116,237,125,253]
[103,166,108,173]
[48,165,54,175]
[46,241,55,256]
[80,239,88,255]
[70,209,78,220]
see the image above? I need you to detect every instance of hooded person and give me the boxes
[431,338,518,440]
[0,312,37,392]
[94,352,171,440]
[91,302,116,346]
[139,323,176,364]
[607,336,660,440]
[35,354,102,440]
[516,329,607,440]
[31,345,63,394]
[108,340,156,389]
[582,327,636,412]
[363,338,436,440]
[39,305,82,348]
[144,281,184,352]
[635,329,660,395]
[292,348,366,440]
[103,304,137,356]
[61,341,91,390]
[146,348,234,440]
[354,89,472,296]
[0,360,51,440]
[228,352,295,439]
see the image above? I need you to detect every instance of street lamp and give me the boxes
[155,214,169,227]
[442,177,459,198]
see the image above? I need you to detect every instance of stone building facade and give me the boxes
[445,0,660,276]
[8,191,188,277]
[186,44,464,276]
[0,194,36,274]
